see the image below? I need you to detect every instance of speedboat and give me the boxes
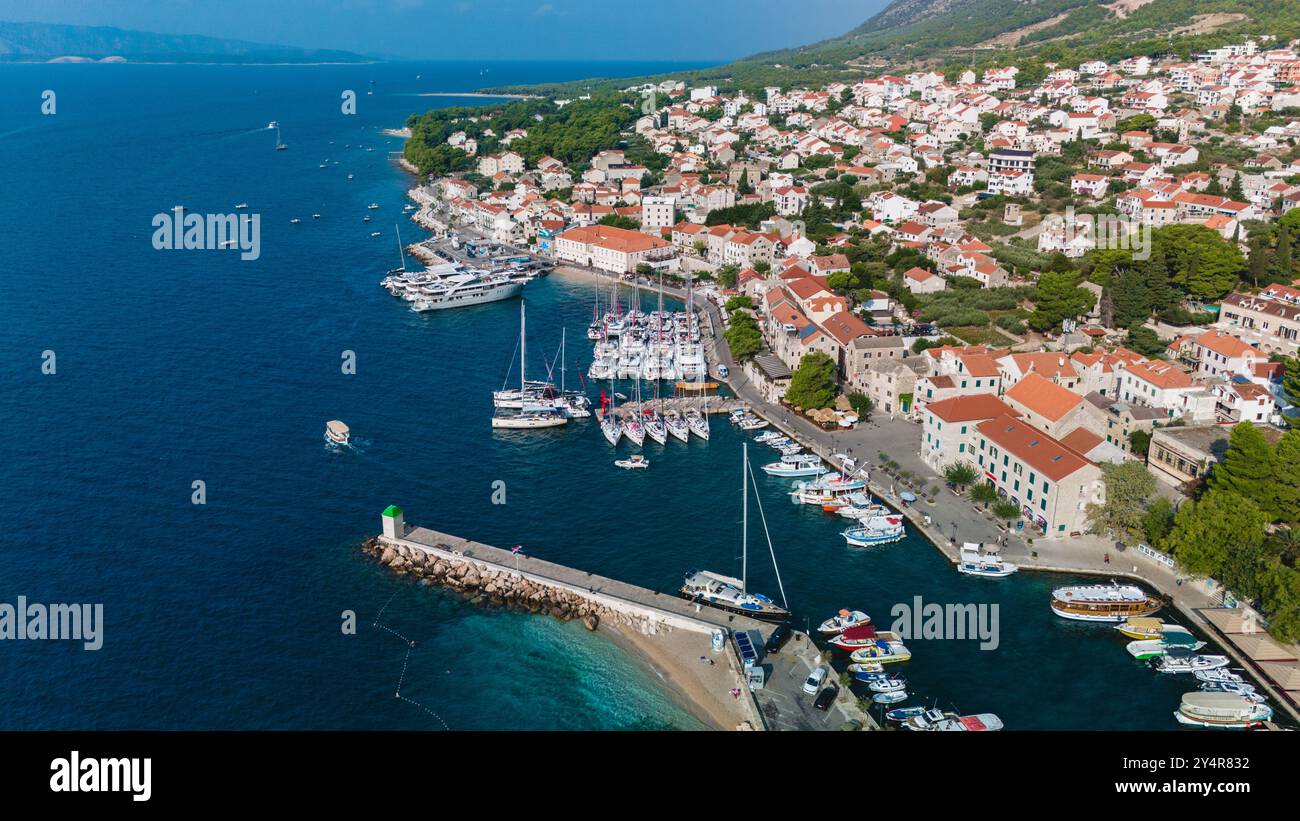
[867,674,906,693]
[841,515,906,547]
[1194,668,1248,685]
[872,690,908,705]
[885,705,928,723]
[754,431,784,444]
[1151,646,1229,674]
[367,203,380,209]
[828,625,879,651]
[738,415,769,431]
[325,420,350,446]
[847,633,912,663]
[818,609,871,635]
[290,218,302,224]
[1050,581,1162,622]
[956,543,1018,577]
[234,202,248,210]
[615,455,649,470]
[846,662,884,682]
[1125,631,1205,660]
[1174,692,1272,729]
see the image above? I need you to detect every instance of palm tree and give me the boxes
[944,461,979,491]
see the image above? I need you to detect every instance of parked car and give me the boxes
[814,686,839,711]
[764,621,792,654]
[802,665,828,695]
[718,364,730,378]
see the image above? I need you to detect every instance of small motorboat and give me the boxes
[312,213,322,220]
[818,609,871,635]
[368,203,380,209]
[885,705,928,723]
[873,690,908,705]
[841,516,906,547]
[615,455,649,470]
[370,231,382,237]
[325,420,350,446]
[956,543,1018,577]
[827,625,877,651]
[868,675,906,694]
[846,662,883,681]
[290,218,302,224]
[1151,646,1229,674]
[1126,631,1205,660]
[234,202,248,210]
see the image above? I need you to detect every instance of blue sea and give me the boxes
[0,60,1230,730]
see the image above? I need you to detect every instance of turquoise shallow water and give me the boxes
[0,60,1257,730]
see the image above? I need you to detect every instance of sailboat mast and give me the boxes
[520,301,526,391]
[742,443,749,594]
[396,224,406,270]
[560,328,566,394]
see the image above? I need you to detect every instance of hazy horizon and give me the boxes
[0,1,889,62]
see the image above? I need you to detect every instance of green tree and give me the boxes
[1125,323,1164,357]
[723,310,763,361]
[1271,429,1300,524]
[1029,269,1095,332]
[1129,428,1152,458]
[1156,224,1246,301]
[724,295,753,312]
[992,500,1022,521]
[971,482,999,506]
[1208,422,1277,516]
[846,391,873,420]
[784,351,837,410]
[1108,265,1150,329]
[716,264,740,290]
[1086,461,1156,541]
[944,462,979,490]
[1162,490,1268,579]
[1142,496,1175,546]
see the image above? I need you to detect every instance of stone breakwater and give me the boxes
[362,536,648,633]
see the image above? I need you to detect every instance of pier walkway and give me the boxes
[380,518,874,731]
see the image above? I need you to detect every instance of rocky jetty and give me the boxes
[361,537,672,634]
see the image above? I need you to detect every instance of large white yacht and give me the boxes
[411,272,525,311]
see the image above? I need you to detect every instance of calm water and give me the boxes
[0,60,1220,730]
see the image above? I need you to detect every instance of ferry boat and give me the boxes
[841,515,906,547]
[1050,581,1162,622]
[1174,692,1273,729]
[325,420,350,446]
[678,445,789,623]
[956,543,1018,577]
[762,454,826,478]
[818,609,871,635]
[615,455,649,470]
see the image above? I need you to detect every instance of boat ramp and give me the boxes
[370,506,874,731]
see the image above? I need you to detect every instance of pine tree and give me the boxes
[1228,174,1244,202]
[1144,243,1174,314]
[1110,265,1151,328]
[1272,429,1300,525]
[1208,422,1277,516]
[1275,224,1293,283]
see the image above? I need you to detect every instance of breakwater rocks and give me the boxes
[363,537,655,633]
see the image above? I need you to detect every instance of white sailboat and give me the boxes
[664,410,690,443]
[600,380,622,445]
[621,379,646,446]
[492,302,567,430]
[679,444,790,622]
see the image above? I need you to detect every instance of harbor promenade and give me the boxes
[376,514,874,731]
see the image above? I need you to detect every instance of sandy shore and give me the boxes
[382,127,412,139]
[598,622,753,731]
[417,92,539,100]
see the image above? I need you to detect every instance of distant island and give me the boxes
[0,21,371,64]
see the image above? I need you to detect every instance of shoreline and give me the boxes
[417,91,539,99]
[597,622,749,731]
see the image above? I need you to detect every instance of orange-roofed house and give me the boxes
[974,414,1105,537]
[997,352,1082,392]
[1187,330,1267,380]
[1115,359,1199,416]
[1003,373,1089,437]
[555,224,674,273]
[920,394,1020,471]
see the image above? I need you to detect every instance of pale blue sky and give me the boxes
[0,0,889,61]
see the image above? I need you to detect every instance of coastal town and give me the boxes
[383,32,1300,730]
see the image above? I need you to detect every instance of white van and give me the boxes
[802,665,828,695]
